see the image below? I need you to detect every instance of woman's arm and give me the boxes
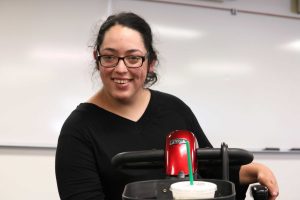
[240,162,279,200]
[55,125,105,200]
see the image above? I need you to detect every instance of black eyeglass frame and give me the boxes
[96,51,148,68]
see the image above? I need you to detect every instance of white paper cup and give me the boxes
[170,181,217,199]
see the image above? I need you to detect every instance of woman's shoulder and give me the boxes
[59,103,102,135]
[150,89,189,108]
[65,103,99,121]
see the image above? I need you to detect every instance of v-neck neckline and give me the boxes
[83,90,154,124]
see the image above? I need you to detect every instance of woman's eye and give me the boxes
[102,55,116,62]
[126,56,141,63]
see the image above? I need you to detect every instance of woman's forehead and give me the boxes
[101,25,146,53]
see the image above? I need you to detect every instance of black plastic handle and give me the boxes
[196,148,253,165]
[251,184,269,200]
[111,147,253,168]
[112,149,164,168]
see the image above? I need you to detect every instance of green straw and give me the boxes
[185,140,194,185]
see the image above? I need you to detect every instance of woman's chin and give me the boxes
[111,90,133,103]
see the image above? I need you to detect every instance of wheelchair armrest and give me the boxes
[251,184,268,200]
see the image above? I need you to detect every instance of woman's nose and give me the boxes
[114,59,128,72]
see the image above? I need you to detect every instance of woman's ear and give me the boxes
[148,59,157,73]
[93,50,100,70]
[93,50,98,60]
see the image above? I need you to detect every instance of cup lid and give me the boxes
[170,181,217,193]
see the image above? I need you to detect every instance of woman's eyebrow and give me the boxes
[100,48,117,53]
[100,48,144,54]
[126,49,144,54]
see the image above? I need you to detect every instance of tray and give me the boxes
[122,179,236,200]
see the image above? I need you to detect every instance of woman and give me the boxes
[55,12,279,200]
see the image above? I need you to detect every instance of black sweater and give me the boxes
[55,89,247,200]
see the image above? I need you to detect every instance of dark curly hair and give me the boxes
[94,12,158,87]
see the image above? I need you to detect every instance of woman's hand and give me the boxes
[240,162,279,200]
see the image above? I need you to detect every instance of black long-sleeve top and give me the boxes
[55,89,248,200]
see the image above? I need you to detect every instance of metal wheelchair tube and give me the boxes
[221,143,229,181]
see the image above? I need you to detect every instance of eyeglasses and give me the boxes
[96,51,148,68]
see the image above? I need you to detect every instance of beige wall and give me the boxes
[0,148,58,200]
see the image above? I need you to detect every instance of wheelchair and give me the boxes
[112,130,268,200]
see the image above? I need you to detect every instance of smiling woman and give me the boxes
[55,12,279,200]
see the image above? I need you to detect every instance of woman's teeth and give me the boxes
[114,79,129,84]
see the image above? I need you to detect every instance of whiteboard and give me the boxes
[111,0,300,150]
[0,0,108,147]
[1,0,300,150]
